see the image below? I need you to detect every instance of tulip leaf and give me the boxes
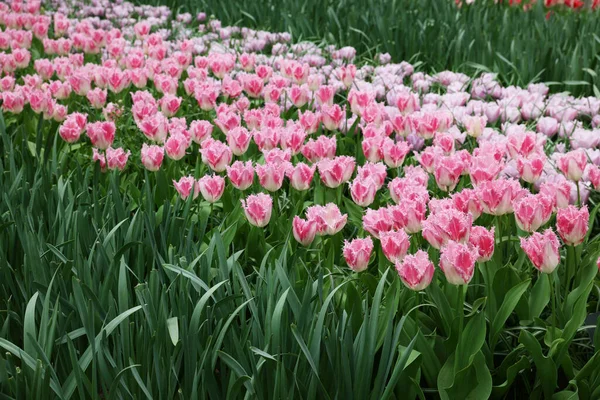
[490,279,530,349]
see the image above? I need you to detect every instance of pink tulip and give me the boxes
[301,135,336,163]
[517,154,545,183]
[138,113,168,143]
[477,179,526,215]
[227,127,252,156]
[343,237,373,272]
[306,203,348,236]
[159,94,182,117]
[256,162,289,192]
[200,139,232,172]
[106,147,130,171]
[395,250,434,291]
[439,241,479,285]
[316,156,355,188]
[452,189,483,221]
[469,226,495,262]
[382,138,411,168]
[59,115,84,143]
[506,129,538,159]
[586,165,600,189]
[387,200,427,233]
[362,136,385,163]
[292,216,318,246]
[349,177,378,207]
[226,161,254,190]
[286,163,315,191]
[263,149,292,164]
[141,144,164,172]
[513,193,553,233]
[189,120,213,144]
[557,149,588,181]
[253,127,280,152]
[86,87,107,109]
[279,126,306,154]
[173,176,200,200]
[321,104,345,131]
[434,155,465,192]
[298,110,321,134]
[395,91,420,115]
[363,207,393,239]
[92,148,106,171]
[380,229,410,263]
[536,117,559,137]
[556,205,589,246]
[422,209,472,249]
[165,133,189,160]
[520,229,560,273]
[197,175,225,203]
[356,162,388,189]
[241,193,273,227]
[539,180,572,209]
[86,121,115,150]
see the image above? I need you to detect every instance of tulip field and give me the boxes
[1,0,600,399]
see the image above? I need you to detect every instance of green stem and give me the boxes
[548,273,557,339]
[566,245,575,292]
[454,285,465,373]
[576,181,581,207]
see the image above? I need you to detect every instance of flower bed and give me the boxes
[0,0,600,398]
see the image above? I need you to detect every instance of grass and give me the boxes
[147,0,600,95]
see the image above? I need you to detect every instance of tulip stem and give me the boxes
[548,273,557,338]
[566,245,575,292]
[454,284,465,373]
[576,181,581,207]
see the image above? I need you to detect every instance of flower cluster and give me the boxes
[0,0,598,289]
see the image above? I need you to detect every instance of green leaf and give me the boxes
[166,317,179,346]
[490,279,530,349]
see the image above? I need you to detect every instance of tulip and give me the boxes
[380,230,410,263]
[439,241,479,285]
[189,120,213,144]
[106,147,130,171]
[556,205,589,246]
[395,250,434,291]
[173,176,199,200]
[306,203,347,236]
[241,193,273,227]
[200,139,232,172]
[557,149,587,182]
[317,156,356,188]
[292,216,318,246]
[463,115,487,138]
[382,138,411,168]
[363,208,393,239]
[452,189,483,221]
[434,155,465,192]
[586,165,600,190]
[141,144,164,172]
[349,177,378,207]
[517,154,545,183]
[477,179,526,216]
[227,127,252,156]
[86,121,115,150]
[256,162,289,192]
[469,226,495,262]
[520,229,560,274]
[226,161,254,190]
[286,163,315,191]
[165,133,189,160]
[343,237,373,272]
[197,175,225,203]
[301,135,336,163]
[513,193,553,233]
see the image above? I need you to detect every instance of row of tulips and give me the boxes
[1,0,600,398]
